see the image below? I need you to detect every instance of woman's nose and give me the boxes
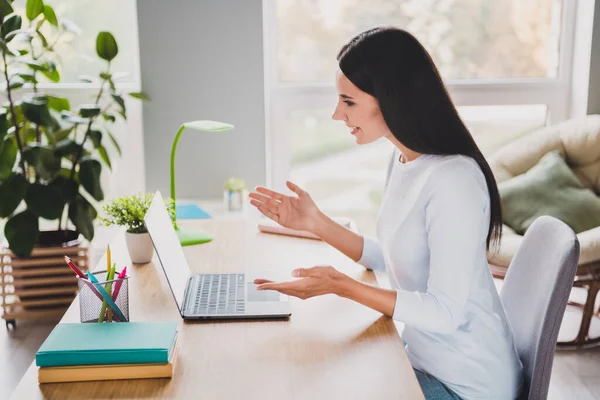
[332,106,344,121]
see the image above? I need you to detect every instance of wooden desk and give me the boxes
[10,220,424,399]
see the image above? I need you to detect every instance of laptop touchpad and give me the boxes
[247,283,281,302]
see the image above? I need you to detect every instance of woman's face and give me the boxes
[332,71,391,145]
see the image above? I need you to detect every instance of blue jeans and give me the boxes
[414,369,462,400]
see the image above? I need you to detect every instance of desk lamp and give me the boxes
[170,120,234,246]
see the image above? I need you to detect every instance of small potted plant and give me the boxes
[99,193,176,263]
[223,177,247,212]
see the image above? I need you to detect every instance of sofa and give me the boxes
[487,114,600,348]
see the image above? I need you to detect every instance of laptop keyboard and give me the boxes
[193,274,246,315]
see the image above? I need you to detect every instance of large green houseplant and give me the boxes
[0,0,147,257]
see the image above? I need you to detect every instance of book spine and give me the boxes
[35,349,169,367]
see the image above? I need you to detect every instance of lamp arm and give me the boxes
[170,124,186,215]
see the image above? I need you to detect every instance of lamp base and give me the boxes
[175,227,213,246]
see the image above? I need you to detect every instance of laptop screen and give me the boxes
[144,191,191,316]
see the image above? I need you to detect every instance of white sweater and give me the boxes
[359,150,523,399]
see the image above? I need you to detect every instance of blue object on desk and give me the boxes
[176,203,212,219]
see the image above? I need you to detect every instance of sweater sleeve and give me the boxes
[392,162,489,334]
[357,235,386,272]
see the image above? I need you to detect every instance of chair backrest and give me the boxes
[500,216,579,400]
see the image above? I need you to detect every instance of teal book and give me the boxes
[36,322,179,368]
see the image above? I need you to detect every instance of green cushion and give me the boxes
[499,150,600,235]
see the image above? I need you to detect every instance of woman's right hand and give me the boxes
[249,181,322,233]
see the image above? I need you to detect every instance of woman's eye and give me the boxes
[343,100,355,106]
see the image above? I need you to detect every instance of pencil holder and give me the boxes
[77,270,130,323]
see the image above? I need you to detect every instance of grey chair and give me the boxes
[500,216,580,400]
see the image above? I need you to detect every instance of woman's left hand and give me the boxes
[254,266,349,299]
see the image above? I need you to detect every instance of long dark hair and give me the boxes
[337,27,502,252]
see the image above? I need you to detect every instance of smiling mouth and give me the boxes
[348,126,360,135]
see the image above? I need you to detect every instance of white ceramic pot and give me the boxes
[125,232,154,264]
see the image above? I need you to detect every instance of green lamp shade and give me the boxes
[171,120,234,247]
[182,120,234,132]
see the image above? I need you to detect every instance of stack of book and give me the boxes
[35,321,179,384]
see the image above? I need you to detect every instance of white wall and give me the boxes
[136,0,267,200]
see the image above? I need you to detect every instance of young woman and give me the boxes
[249,27,522,400]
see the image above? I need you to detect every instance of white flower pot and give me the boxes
[125,232,154,264]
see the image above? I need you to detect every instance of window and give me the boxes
[276,0,562,82]
[12,0,137,83]
[265,0,579,235]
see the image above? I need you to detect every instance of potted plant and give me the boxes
[99,193,176,263]
[0,0,148,257]
[223,177,247,212]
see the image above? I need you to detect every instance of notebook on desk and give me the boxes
[38,340,179,383]
[35,322,179,368]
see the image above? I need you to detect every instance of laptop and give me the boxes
[144,191,291,320]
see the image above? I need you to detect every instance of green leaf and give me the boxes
[41,68,59,82]
[0,172,27,217]
[106,130,121,156]
[25,182,65,219]
[26,0,44,21]
[41,61,59,82]
[35,17,44,31]
[96,31,118,62]
[50,175,78,202]
[7,75,24,90]
[0,39,16,56]
[1,14,22,42]
[42,4,57,26]
[108,78,116,92]
[0,0,14,21]
[22,144,61,180]
[60,110,88,125]
[110,93,126,113]
[5,210,39,257]
[88,130,101,148]
[12,103,24,125]
[16,73,37,83]
[22,97,57,128]
[102,113,116,123]
[54,139,80,157]
[79,105,100,118]
[99,72,112,80]
[0,136,17,179]
[19,59,45,71]
[128,91,150,101]
[97,145,111,171]
[78,157,103,201]
[47,96,70,112]
[53,127,73,142]
[41,127,55,146]
[68,194,95,241]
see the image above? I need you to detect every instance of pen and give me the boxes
[111,266,128,301]
[64,256,86,278]
[99,263,116,322]
[104,265,127,321]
